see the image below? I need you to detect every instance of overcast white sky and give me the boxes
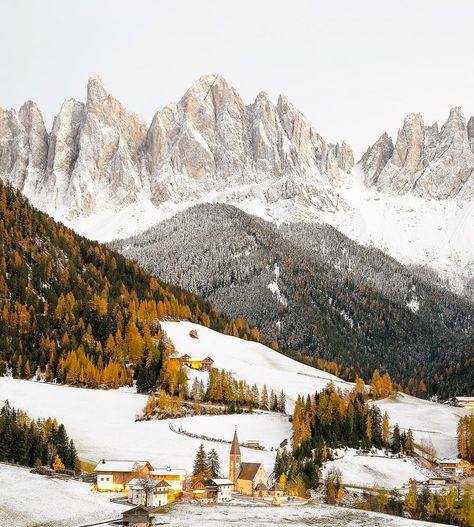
[1,0,474,157]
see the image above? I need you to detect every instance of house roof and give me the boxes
[438,458,462,464]
[151,468,186,477]
[123,505,149,517]
[230,430,241,456]
[212,478,234,486]
[199,479,216,488]
[94,460,152,473]
[255,482,268,491]
[237,462,263,481]
[455,396,474,402]
[128,478,170,490]
[269,483,283,491]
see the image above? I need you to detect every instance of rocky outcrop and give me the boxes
[359,132,394,186]
[468,116,474,154]
[145,76,353,210]
[0,102,48,192]
[361,108,474,199]
[0,75,354,218]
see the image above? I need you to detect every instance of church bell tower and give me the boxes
[229,430,241,482]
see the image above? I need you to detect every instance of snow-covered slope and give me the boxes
[0,465,449,527]
[374,393,471,459]
[319,166,474,292]
[0,377,287,477]
[160,321,352,409]
[0,463,127,527]
[324,451,429,489]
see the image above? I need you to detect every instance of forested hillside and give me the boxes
[0,182,259,391]
[113,203,474,398]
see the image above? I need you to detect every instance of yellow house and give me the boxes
[94,460,153,492]
[150,467,187,491]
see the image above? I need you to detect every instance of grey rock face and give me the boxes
[0,75,354,218]
[0,101,48,192]
[359,132,394,186]
[468,116,474,154]
[361,108,474,199]
[145,76,353,210]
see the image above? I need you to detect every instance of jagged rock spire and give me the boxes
[360,107,474,199]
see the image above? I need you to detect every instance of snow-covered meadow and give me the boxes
[0,463,127,526]
[145,502,450,527]
[374,393,469,459]
[323,450,428,489]
[161,320,353,410]
[0,464,448,527]
[0,377,287,476]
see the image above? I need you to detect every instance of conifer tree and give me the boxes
[260,384,269,410]
[391,424,401,454]
[192,444,210,482]
[207,448,221,478]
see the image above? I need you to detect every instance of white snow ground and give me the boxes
[0,464,448,527]
[161,320,353,410]
[323,450,428,489]
[144,503,452,527]
[0,463,127,527]
[374,393,470,459]
[0,377,287,477]
[0,321,466,515]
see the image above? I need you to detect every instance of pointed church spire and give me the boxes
[230,430,241,455]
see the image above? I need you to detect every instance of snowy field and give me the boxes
[0,322,465,505]
[374,393,469,459]
[324,451,429,489]
[0,464,448,527]
[0,463,127,527]
[176,413,290,450]
[161,320,352,410]
[153,502,448,527]
[0,377,287,476]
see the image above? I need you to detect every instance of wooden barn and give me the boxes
[122,505,150,527]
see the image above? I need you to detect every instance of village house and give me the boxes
[174,354,214,371]
[128,478,170,507]
[150,466,187,491]
[445,396,474,411]
[94,460,153,492]
[229,431,269,496]
[437,458,471,476]
[121,505,150,527]
[192,478,234,503]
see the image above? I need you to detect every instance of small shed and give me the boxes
[122,505,150,527]
[268,483,284,497]
[255,482,268,497]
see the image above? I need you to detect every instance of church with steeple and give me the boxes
[229,430,269,496]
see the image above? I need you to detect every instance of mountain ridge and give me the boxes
[1,76,474,293]
[112,202,474,398]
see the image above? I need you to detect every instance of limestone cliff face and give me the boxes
[0,75,354,218]
[360,108,474,199]
[144,76,353,210]
[0,101,48,192]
